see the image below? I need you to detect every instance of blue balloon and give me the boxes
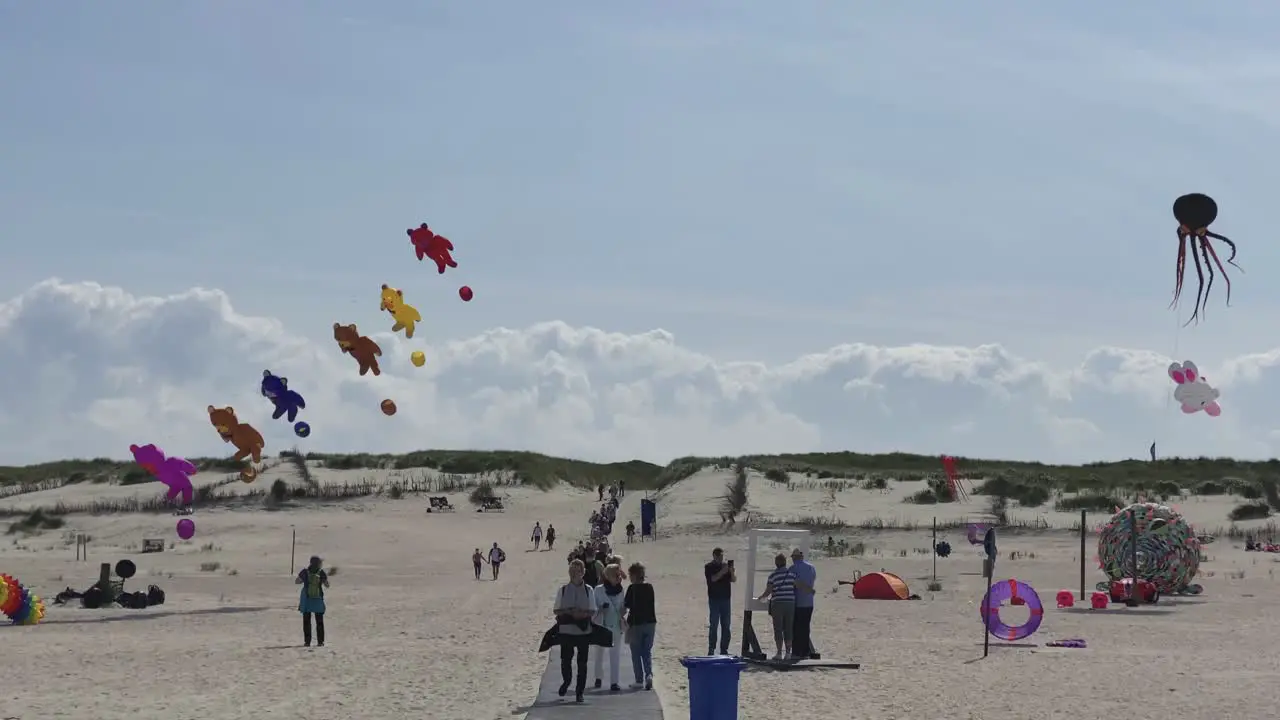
[293,421,311,438]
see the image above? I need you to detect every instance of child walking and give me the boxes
[295,555,330,647]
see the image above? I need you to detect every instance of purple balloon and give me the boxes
[176,518,196,540]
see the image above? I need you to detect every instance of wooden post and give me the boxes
[981,528,997,659]
[290,527,297,575]
[931,516,938,582]
[1127,507,1139,606]
[98,562,112,600]
[1079,510,1086,600]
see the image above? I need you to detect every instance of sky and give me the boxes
[3,2,1280,466]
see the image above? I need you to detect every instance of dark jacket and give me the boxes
[538,622,615,652]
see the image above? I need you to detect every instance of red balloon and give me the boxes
[459,286,473,302]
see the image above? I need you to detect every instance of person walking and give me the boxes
[488,542,506,580]
[295,555,329,647]
[622,561,656,690]
[790,548,818,658]
[757,553,796,660]
[532,522,543,550]
[582,548,604,587]
[546,524,556,551]
[592,564,626,691]
[703,548,735,655]
[472,548,485,579]
[553,559,597,703]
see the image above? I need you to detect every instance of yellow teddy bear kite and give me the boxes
[380,284,422,338]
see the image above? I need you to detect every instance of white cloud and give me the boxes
[3,279,1280,466]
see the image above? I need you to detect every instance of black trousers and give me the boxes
[793,607,814,657]
[303,612,325,645]
[559,638,589,694]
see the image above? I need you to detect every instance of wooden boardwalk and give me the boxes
[524,648,664,720]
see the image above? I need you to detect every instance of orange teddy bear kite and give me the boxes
[333,322,383,376]
[206,405,265,466]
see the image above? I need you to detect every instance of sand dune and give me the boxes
[3,465,1279,719]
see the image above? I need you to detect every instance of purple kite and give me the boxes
[129,443,197,505]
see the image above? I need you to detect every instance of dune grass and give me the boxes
[4,448,1280,525]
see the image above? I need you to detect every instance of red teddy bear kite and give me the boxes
[407,223,458,274]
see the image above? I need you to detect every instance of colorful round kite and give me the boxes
[177,518,196,540]
[294,421,311,438]
[381,399,397,416]
[0,574,45,625]
[410,351,426,367]
[459,286,473,302]
[1097,502,1202,595]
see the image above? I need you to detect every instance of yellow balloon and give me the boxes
[410,351,426,367]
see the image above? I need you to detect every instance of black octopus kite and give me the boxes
[1171,193,1241,325]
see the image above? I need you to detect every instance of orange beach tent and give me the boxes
[851,572,909,600]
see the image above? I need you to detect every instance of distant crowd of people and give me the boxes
[591,482,622,539]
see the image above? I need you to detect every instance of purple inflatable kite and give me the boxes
[129,443,197,505]
[979,578,1044,642]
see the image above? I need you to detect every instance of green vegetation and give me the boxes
[6,507,64,534]
[5,448,1280,519]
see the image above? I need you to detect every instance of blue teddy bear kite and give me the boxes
[261,370,307,423]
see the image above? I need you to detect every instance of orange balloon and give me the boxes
[381,399,397,416]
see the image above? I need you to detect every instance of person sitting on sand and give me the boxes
[472,548,485,579]
[295,555,330,647]
[532,522,543,550]
[488,542,506,580]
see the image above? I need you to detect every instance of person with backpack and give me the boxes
[582,548,604,587]
[295,555,330,647]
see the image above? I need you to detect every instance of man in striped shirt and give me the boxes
[757,553,797,660]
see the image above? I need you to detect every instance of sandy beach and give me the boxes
[3,465,1279,720]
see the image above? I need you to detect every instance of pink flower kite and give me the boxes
[129,443,198,505]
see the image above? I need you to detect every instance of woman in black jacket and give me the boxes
[622,562,657,690]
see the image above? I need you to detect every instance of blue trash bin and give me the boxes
[680,655,746,720]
